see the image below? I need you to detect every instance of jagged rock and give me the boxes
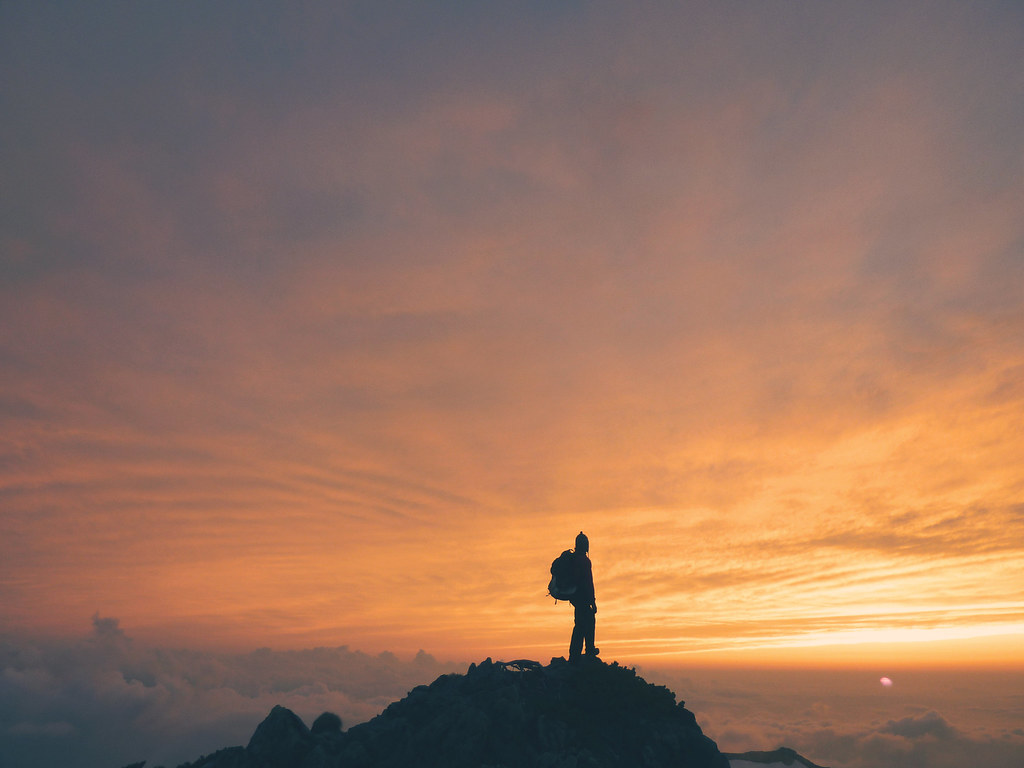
[338,656,728,768]
[176,658,729,768]
[246,705,313,768]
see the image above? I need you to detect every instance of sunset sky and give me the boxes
[2,1,1023,670]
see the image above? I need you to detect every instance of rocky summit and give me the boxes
[170,657,729,768]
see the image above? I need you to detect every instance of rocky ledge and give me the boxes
[166,657,729,768]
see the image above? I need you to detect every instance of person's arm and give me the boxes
[589,560,597,613]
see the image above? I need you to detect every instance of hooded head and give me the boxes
[575,531,589,554]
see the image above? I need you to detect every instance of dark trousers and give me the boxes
[569,602,596,658]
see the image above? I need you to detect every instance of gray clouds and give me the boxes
[0,617,464,768]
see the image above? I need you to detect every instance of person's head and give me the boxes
[575,531,589,554]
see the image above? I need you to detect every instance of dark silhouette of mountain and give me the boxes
[723,747,829,768]
[162,657,730,768]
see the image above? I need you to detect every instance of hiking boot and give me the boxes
[586,647,600,657]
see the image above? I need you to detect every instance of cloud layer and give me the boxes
[0,617,463,768]
[647,666,1024,768]
[1,619,1021,768]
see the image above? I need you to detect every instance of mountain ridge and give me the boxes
[153,656,731,768]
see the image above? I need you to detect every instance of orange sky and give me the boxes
[1,2,1023,668]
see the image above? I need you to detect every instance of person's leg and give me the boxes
[584,610,597,655]
[569,603,586,659]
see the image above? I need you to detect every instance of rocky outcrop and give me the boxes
[175,657,730,768]
[170,705,344,768]
[246,706,312,767]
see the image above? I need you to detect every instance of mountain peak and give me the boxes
[246,704,312,767]
[175,656,730,768]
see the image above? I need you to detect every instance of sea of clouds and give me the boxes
[2,617,1022,768]
[0,616,464,768]
[648,666,1024,768]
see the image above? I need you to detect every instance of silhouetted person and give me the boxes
[568,531,598,661]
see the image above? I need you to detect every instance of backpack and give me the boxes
[547,549,578,601]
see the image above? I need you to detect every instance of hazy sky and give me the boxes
[2,1,1023,667]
